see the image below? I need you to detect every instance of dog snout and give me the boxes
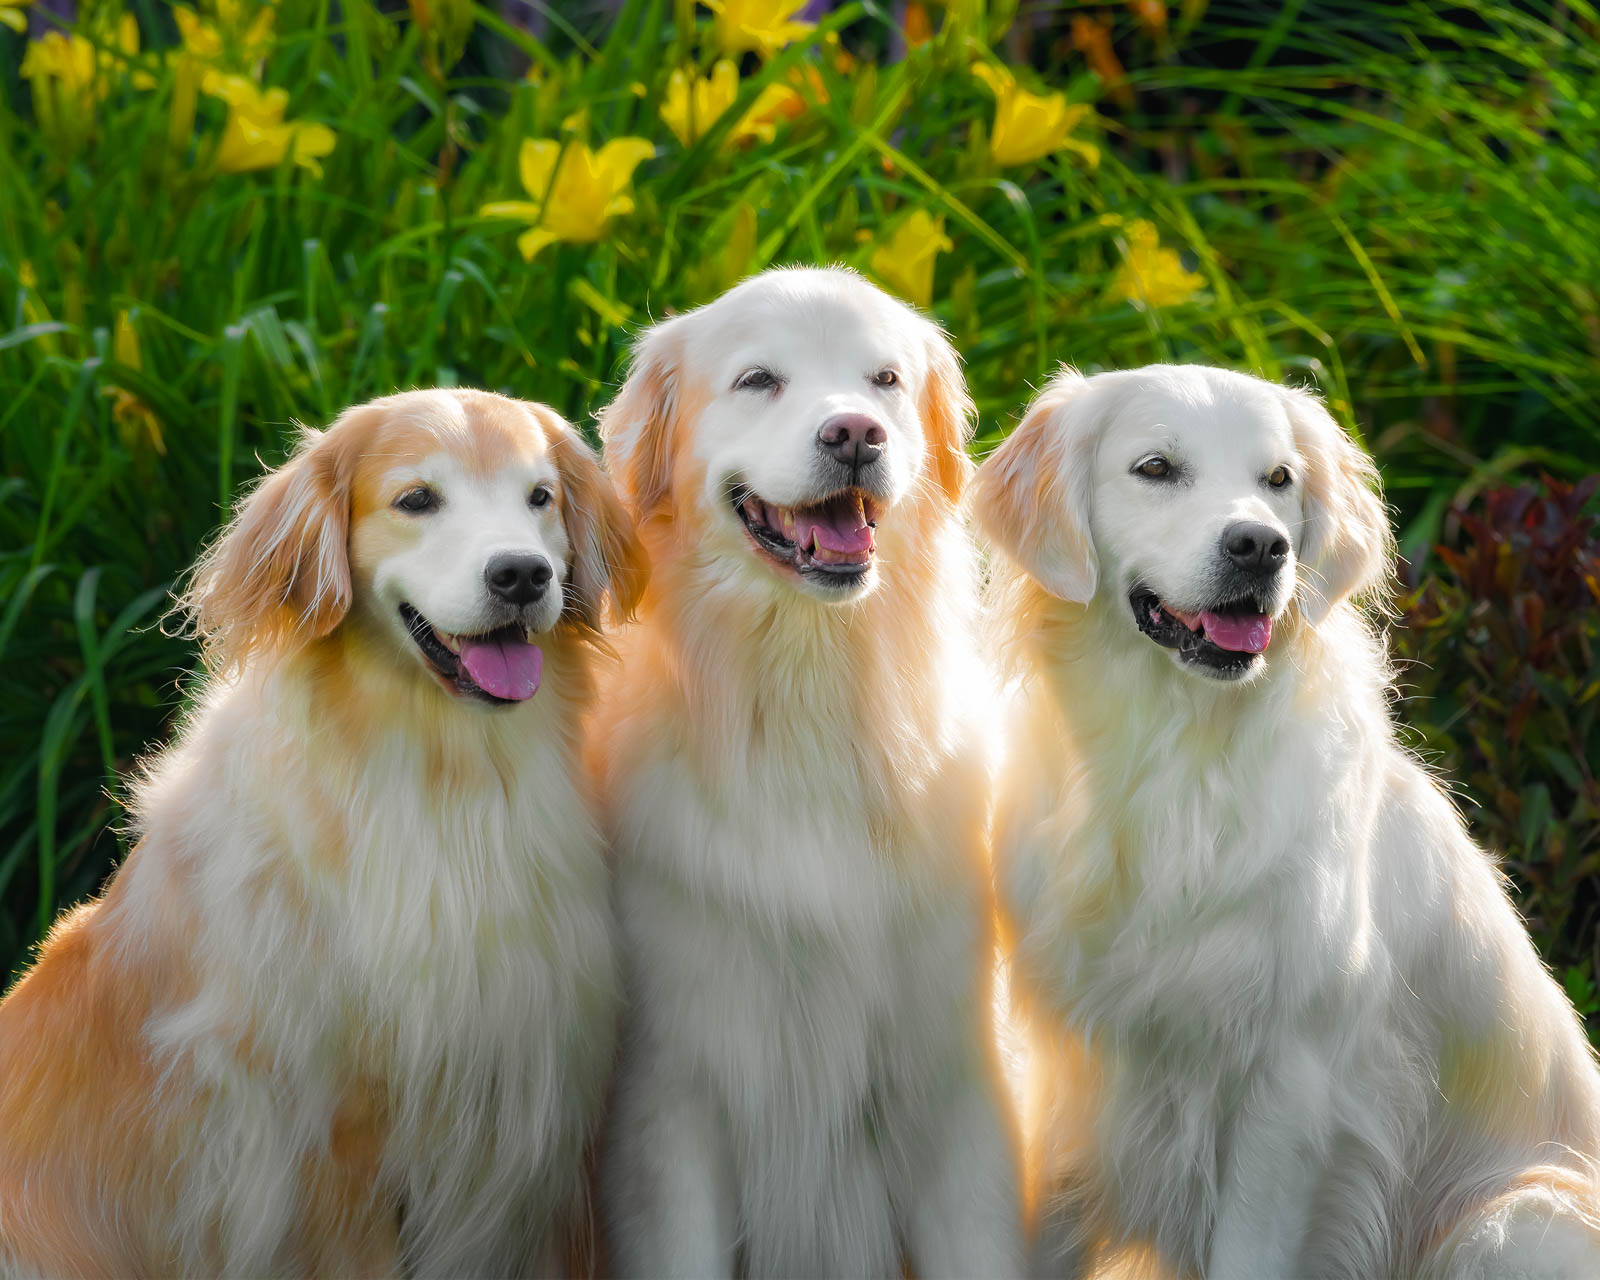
[485,553,553,606]
[817,414,886,471]
[1221,521,1289,575]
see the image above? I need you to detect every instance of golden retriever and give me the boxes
[592,267,1024,1276]
[0,389,646,1276]
[972,365,1600,1279]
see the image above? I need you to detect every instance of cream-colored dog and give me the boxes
[0,390,646,1276]
[973,364,1600,1279]
[593,267,1023,1277]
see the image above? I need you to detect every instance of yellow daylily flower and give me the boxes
[972,62,1099,170]
[173,1,275,90]
[174,1,275,66]
[22,17,145,146]
[105,311,165,456]
[1108,218,1205,308]
[659,60,804,148]
[869,210,952,309]
[1,0,33,35]
[207,74,336,176]
[742,78,806,131]
[660,61,738,147]
[481,137,655,261]
[705,0,813,58]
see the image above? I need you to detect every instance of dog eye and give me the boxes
[394,486,439,514]
[1134,456,1172,480]
[529,485,553,509]
[1267,465,1293,489]
[735,367,782,393]
[871,369,899,388]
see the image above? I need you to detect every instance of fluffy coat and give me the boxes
[974,365,1600,1279]
[594,268,1024,1277]
[0,390,646,1277]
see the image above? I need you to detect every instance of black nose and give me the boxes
[1222,521,1290,574]
[818,414,887,470]
[485,553,553,605]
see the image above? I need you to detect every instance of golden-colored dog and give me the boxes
[0,389,646,1276]
[592,268,1024,1277]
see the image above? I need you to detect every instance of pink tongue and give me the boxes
[1198,611,1272,653]
[458,637,543,701]
[792,500,874,561]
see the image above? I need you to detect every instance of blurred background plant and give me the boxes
[2,0,1597,1019]
[1394,476,1600,1025]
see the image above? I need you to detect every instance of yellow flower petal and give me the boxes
[706,0,814,58]
[593,137,656,188]
[488,136,654,254]
[289,120,336,175]
[112,310,142,368]
[870,210,952,308]
[971,62,1012,98]
[975,61,1098,168]
[1109,219,1205,308]
[660,60,739,147]
[517,227,559,261]
[518,138,562,200]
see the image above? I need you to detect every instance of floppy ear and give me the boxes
[546,412,650,632]
[598,316,687,518]
[970,369,1101,603]
[181,411,367,673]
[1281,385,1393,624]
[920,323,977,505]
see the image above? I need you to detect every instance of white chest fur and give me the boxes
[134,675,617,1274]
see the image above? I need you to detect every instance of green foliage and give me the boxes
[1394,476,1600,1006]
[2,0,1598,987]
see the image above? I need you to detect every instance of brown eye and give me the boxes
[394,485,439,513]
[1267,465,1292,489]
[872,368,899,388]
[735,367,781,393]
[529,485,553,509]
[1134,456,1171,479]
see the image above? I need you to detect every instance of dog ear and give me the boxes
[1281,386,1393,624]
[970,369,1101,603]
[920,323,977,505]
[181,408,372,673]
[545,412,650,632]
[599,317,687,518]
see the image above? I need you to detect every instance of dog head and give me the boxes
[599,266,973,603]
[972,364,1391,682]
[182,389,647,706]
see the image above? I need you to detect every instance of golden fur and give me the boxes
[591,268,1024,1277]
[0,390,645,1277]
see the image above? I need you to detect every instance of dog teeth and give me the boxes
[523,624,537,643]
[437,629,461,654]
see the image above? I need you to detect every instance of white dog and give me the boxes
[593,267,1024,1277]
[972,364,1600,1279]
[0,390,646,1276]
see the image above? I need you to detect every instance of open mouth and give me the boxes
[1129,586,1273,679]
[399,603,543,704]
[732,486,882,587]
